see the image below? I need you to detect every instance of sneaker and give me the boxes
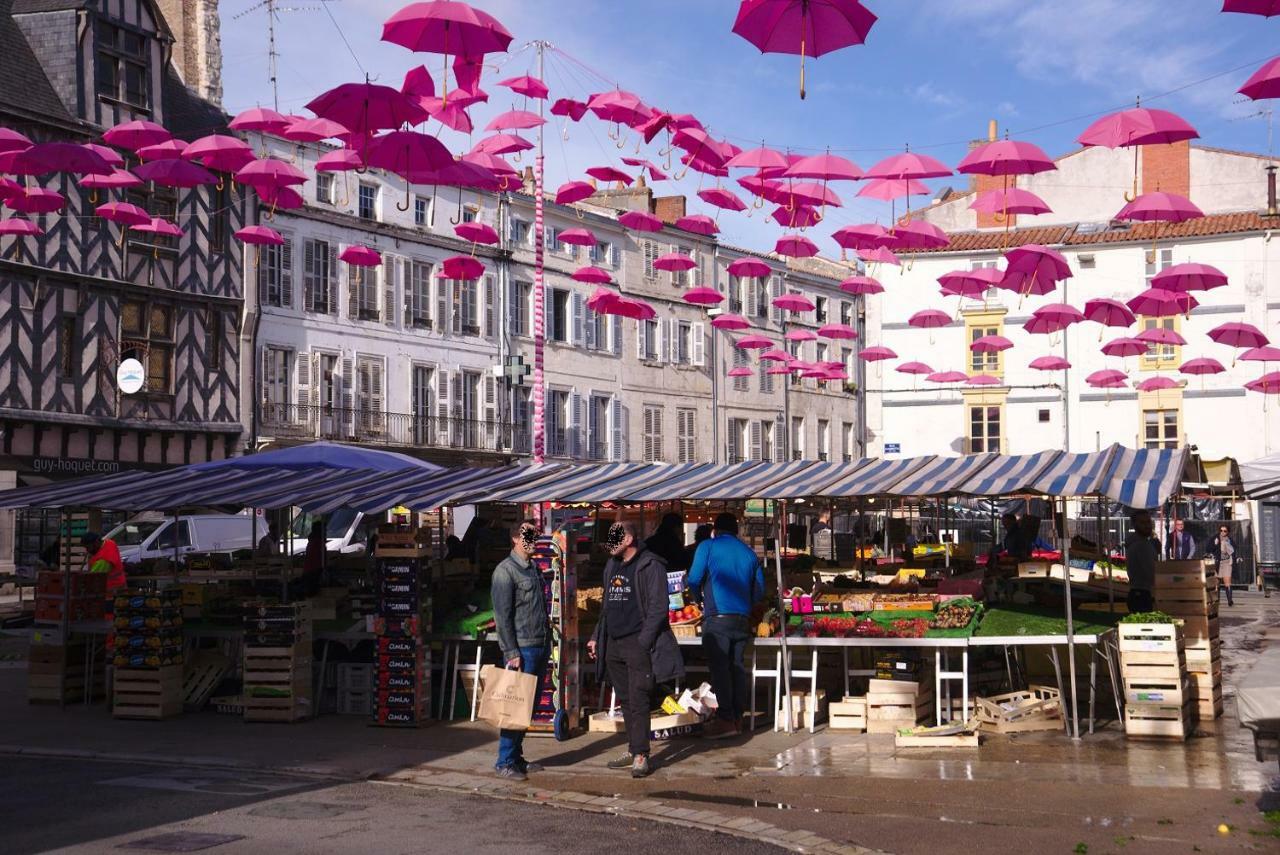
[703,718,739,740]
[630,754,652,778]
[606,752,634,770]
[518,761,544,774]
[495,765,527,781]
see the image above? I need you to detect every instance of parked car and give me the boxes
[286,509,383,556]
[106,512,265,566]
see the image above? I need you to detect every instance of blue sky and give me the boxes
[220,0,1280,252]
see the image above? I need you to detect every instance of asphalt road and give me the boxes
[0,757,788,855]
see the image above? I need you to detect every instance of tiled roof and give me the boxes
[912,225,1076,254]
[0,0,74,122]
[10,0,90,12]
[1065,211,1272,245]
[161,65,228,138]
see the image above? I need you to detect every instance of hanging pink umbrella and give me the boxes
[341,245,383,267]
[184,135,255,172]
[675,214,718,236]
[698,187,747,212]
[1115,191,1204,223]
[11,142,112,176]
[938,267,1002,298]
[585,286,619,312]
[766,364,794,375]
[1151,262,1228,292]
[0,178,20,201]
[970,334,1012,353]
[133,159,217,187]
[306,83,427,138]
[775,234,818,258]
[784,151,862,182]
[1137,327,1187,347]
[283,117,350,142]
[840,275,883,295]
[864,150,953,180]
[133,217,183,239]
[773,293,815,312]
[1246,372,1280,394]
[727,145,788,170]
[711,313,750,331]
[1087,370,1128,389]
[412,93,475,133]
[1242,345,1280,363]
[1032,303,1085,328]
[1209,321,1269,348]
[1180,357,1225,376]
[461,150,518,181]
[620,157,668,181]
[759,348,790,362]
[572,265,614,285]
[229,107,290,133]
[858,246,901,266]
[235,158,308,191]
[654,252,697,273]
[235,225,284,246]
[557,227,596,246]
[0,218,43,236]
[770,205,822,228]
[95,201,150,227]
[672,127,731,168]
[957,139,1055,176]
[1083,297,1136,329]
[896,361,933,375]
[970,187,1051,216]
[1224,1,1280,16]
[475,133,533,157]
[926,370,968,383]
[102,120,171,151]
[586,90,652,127]
[555,180,595,205]
[619,210,664,232]
[683,286,725,306]
[1077,107,1199,148]
[608,294,657,321]
[584,165,633,186]
[966,374,1002,386]
[832,223,888,250]
[485,110,545,132]
[860,345,897,361]
[84,144,124,168]
[1136,376,1179,392]
[857,178,931,201]
[736,333,774,349]
[1128,287,1196,317]
[1030,355,1071,371]
[550,98,589,121]
[498,75,549,99]
[1240,56,1280,101]
[908,309,950,329]
[727,366,754,378]
[455,221,499,244]
[316,148,364,172]
[890,219,948,249]
[1000,243,1070,295]
[727,257,772,278]
[818,322,858,340]
[1023,314,1068,335]
[6,188,64,214]
[137,139,188,161]
[258,186,304,210]
[381,1,515,99]
[0,128,32,154]
[1102,336,1148,357]
[731,0,877,98]
[784,328,817,342]
[363,131,454,177]
[436,255,481,280]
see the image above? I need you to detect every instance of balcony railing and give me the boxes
[260,403,528,455]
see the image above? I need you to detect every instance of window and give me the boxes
[1145,248,1173,286]
[756,279,772,319]
[642,240,659,281]
[591,240,616,267]
[639,318,659,360]
[1038,409,1051,423]
[1140,315,1180,368]
[452,279,479,335]
[57,316,76,379]
[348,263,379,321]
[815,296,828,324]
[509,218,530,245]
[643,405,664,462]
[120,301,173,393]
[818,419,830,462]
[96,20,149,110]
[406,261,432,328]
[259,236,292,308]
[759,357,774,393]
[968,405,1002,453]
[547,389,569,456]
[1143,409,1179,449]
[461,206,478,224]
[965,310,1004,374]
[841,422,854,462]
[126,185,176,249]
[356,356,385,434]
[412,365,433,444]
[791,416,804,460]
[260,347,292,421]
[671,246,694,287]
[587,395,611,460]
[358,182,378,221]
[508,280,531,336]
[674,320,693,364]
[585,306,610,352]
[549,287,570,343]
[414,196,430,226]
[303,239,335,315]
[210,183,230,254]
[840,301,853,326]
[316,173,334,205]
[759,420,774,463]
[732,347,749,392]
[728,276,744,313]
[154,521,191,550]
[677,408,696,463]
[727,417,748,463]
[816,342,829,366]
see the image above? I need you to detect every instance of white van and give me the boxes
[285,508,382,556]
[106,512,266,565]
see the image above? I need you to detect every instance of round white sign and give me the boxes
[117,358,145,394]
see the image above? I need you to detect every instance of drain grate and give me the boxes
[118,832,245,852]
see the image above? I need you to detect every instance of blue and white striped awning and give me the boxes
[755,460,869,499]
[618,463,750,502]
[950,450,1062,497]
[1100,445,1189,508]
[475,462,645,504]
[302,467,477,514]
[820,456,934,497]
[0,470,151,509]
[1029,446,1119,498]
[685,460,819,500]
[400,465,565,510]
[559,463,717,504]
[885,453,999,497]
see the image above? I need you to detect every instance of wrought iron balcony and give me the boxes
[259,403,528,455]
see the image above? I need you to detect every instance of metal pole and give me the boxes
[531,41,547,464]
[1061,279,1071,453]
[711,247,720,464]
[1061,496,1080,739]
[774,504,793,733]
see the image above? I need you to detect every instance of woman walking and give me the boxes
[1206,525,1238,607]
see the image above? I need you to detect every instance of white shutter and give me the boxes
[484,373,497,448]
[341,244,357,320]
[748,278,760,319]
[635,319,644,360]
[569,390,583,458]
[450,280,463,334]
[437,269,449,335]
[667,318,679,363]
[295,349,311,425]
[727,419,740,463]
[611,316,621,355]
[370,360,385,431]
[484,274,496,338]
[610,244,621,268]
[583,306,596,350]
[340,356,355,437]
[383,255,397,327]
[302,238,315,313]
[326,242,338,316]
[750,421,763,461]
[436,370,451,443]
[571,291,584,346]
[770,276,782,323]
[543,285,552,341]
[611,397,625,461]
[692,321,705,367]
[279,232,293,308]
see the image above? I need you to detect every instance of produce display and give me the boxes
[974,605,1122,637]
[1120,610,1174,624]
[929,601,977,630]
[669,603,703,625]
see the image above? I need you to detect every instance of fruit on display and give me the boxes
[668,603,702,624]
[889,618,929,638]
[929,602,976,629]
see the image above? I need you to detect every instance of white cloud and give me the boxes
[996,101,1019,117]
[909,82,962,108]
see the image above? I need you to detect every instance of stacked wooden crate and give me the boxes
[28,629,106,703]
[372,530,429,727]
[242,602,312,722]
[1154,559,1222,725]
[1118,622,1192,741]
[778,689,827,729]
[866,678,933,734]
[829,696,867,732]
[112,589,185,719]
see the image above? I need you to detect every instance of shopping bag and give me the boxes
[477,664,537,731]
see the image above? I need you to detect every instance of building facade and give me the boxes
[0,0,246,571]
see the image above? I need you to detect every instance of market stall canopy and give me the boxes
[1241,452,1280,499]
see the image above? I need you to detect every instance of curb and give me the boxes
[0,744,382,781]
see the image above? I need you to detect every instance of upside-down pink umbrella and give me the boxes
[1151,262,1228,292]
[711,313,750,331]
[683,286,725,306]
[102,120,171,151]
[1242,345,1280,364]
[0,128,31,154]
[229,107,290,133]
[731,0,878,98]
[1137,327,1186,347]
[555,181,595,205]
[557,227,596,246]
[775,234,818,258]
[133,158,217,187]
[1087,369,1128,388]
[773,293,815,312]
[970,334,1013,353]
[1000,243,1070,296]
[498,75,549,99]
[736,333,774,349]
[0,217,43,237]
[619,211,663,233]
[1246,372,1280,394]
[485,109,545,132]
[381,1,514,105]
[341,245,383,267]
[728,257,772,279]
[1128,287,1196,317]
[939,267,1001,298]
[184,135,256,173]
[455,221,499,245]
[675,214,718,236]
[784,328,817,342]
[926,370,968,383]
[6,188,64,214]
[1240,56,1280,101]
[841,275,883,295]
[654,252,697,273]
[860,345,896,361]
[970,187,1051,216]
[1224,1,1280,16]
[908,309,950,329]
[858,246,901,266]
[1136,376,1179,392]
[137,140,188,161]
[1030,355,1071,371]
[1102,336,1148,358]
[572,265,614,285]
[818,322,857,340]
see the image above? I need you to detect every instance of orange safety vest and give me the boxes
[88,539,127,592]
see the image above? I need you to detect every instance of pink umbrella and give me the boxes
[654,252,697,272]
[864,151,952,181]
[818,322,858,340]
[1023,314,1068,335]
[727,145,788,170]
[413,93,474,133]
[586,286,620,312]
[558,228,596,246]
[908,309,950,329]
[966,374,1002,386]
[672,127,731,167]
[675,214,718,236]
[0,128,32,154]
[235,225,285,246]
[926,370,968,383]
[938,267,1002,298]
[381,1,514,101]
[890,219,948,249]
[437,254,482,280]
[711,313,750,331]
[970,187,1051,216]
[1246,372,1280,394]
[84,144,124,168]
[731,0,878,98]
[860,345,897,361]
[1242,345,1280,363]
[727,258,772,278]
[306,83,427,138]
[5,188,64,214]
[498,75,549,99]
[95,201,150,227]
[1077,107,1199,148]
[102,120,171,151]
[550,98,589,121]
[1151,262,1228,292]
[776,234,818,258]
[621,158,668,181]
[363,131,453,177]
[957,139,1055,176]
[1083,297,1136,329]
[1102,336,1148,357]
[11,142,112,176]
[698,187,747,212]
[1032,303,1085,327]
[133,159,217,188]
[832,223,888,249]
[683,286,725,306]
[455,221,499,245]
[1000,244,1070,295]
[766,364,794,376]
[235,158,308,191]
[970,334,1012,352]
[736,334,774,349]
[1180,357,1225,375]
[1030,355,1071,371]
[896,361,933,375]
[770,205,822,228]
[316,148,364,172]
[784,328,817,342]
[259,186,304,210]
[728,367,754,378]
[1240,56,1280,101]
[555,181,595,205]
[858,246,901,266]
[1209,321,1269,348]
[572,265,614,284]
[460,150,518,180]
[778,180,842,207]
[485,109,545,132]
[1137,327,1186,346]
[606,293,657,321]
[133,217,183,239]
[619,211,663,232]
[137,139,188,161]
[283,117,350,142]
[759,348,790,362]
[341,245,383,267]
[229,107,290,133]
[1136,376,1179,392]
[0,178,19,201]
[773,293,815,312]
[1128,287,1196,317]
[840,275,884,295]
[475,133,533,157]
[1224,1,1280,16]
[586,90,652,127]
[857,178,932,201]
[1115,191,1204,223]
[784,152,862,182]
[1087,370,1128,389]
[0,218,43,236]
[184,135,255,172]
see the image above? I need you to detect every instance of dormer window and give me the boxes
[96,20,150,110]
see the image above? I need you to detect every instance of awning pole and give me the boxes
[775,501,793,734]
[1061,495,1080,740]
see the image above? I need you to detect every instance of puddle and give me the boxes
[648,790,804,811]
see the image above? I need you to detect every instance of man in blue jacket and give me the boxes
[687,512,765,739]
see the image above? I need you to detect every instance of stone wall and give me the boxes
[156,0,221,105]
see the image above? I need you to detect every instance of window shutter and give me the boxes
[571,291,584,347]
[642,407,653,462]
[750,421,763,461]
[543,285,551,341]
[341,245,358,320]
[691,321,705,367]
[436,370,451,443]
[302,239,316,314]
[727,420,740,462]
[437,270,449,335]
[484,275,496,337]
[769,276,781,322]
[450,280,462,334]
[635,320,644,360]
[370,360,384,425]
[583,307,597,350]
[611,316,621,356]
[484,373,497,447]
[383,256,396,327]
[340,356,355,436]
[277,233,293,308]
[258,346,271,409]
[295,349,311,424]
[569,390,583,458]
[325,243,338,316]
[747,278,760,319]
[611,243,620,268]
[650,406,661,461]
[611,397,625,461]
[670,318,682,363]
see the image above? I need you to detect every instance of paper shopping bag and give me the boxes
[477,664,537,731]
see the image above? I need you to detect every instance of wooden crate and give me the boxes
[778,689,827,729]
[243,641,312,722]
[183,651,230,711]
[895,728,980,748]
[829,697,866,732]
[1154,560,1206,580]
[1120,658,1185,684]
[1178,615,1219,645]
[113,666,184,719]
[1117,623,1183,654]
[1155,588,1216,618]
[1123,676,1190,707]
[975,685,1063,734]
[1124,702,1192,741]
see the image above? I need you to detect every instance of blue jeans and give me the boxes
[702,615,751,722]
[496,645,548,770]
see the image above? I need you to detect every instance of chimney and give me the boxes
[973,119,1008,229]
[156,0,223,105]
[964,120,998,193]
[1267,163,1278,217]
[1140,140,1190,197]
[521,166,534,194]
[652,195,686,224]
